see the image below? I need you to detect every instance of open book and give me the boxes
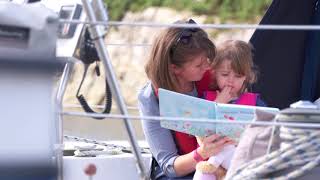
[159,88,279,141]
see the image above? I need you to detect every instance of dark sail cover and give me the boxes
[250,0,317,109]
[301,1,320,102]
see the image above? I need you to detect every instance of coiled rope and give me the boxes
[229,127,320,180]
[64,135,150,157]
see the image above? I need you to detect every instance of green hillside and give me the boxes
[104,0,272,22]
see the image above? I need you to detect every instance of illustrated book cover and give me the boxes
[158,88,279,140]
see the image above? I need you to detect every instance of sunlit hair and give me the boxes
[145,19,216,92]
[211,40,257,93]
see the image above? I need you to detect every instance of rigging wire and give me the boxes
[59,19,320,30]
[61,111,320,129]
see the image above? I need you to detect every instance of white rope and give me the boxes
[62,111,320,129]
[64,135,124,157]
[59,19,320,30]
[64,135,126,149]
[64,135,150,154]
[229,128,320,180]
[74,148,123,157]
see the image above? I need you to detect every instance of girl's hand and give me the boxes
[215,86,233,104]
[196,134,235,159]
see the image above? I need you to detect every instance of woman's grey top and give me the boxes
[138,82,197,178]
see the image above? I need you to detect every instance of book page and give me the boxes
[216,104,279,141]
[159,88,216,137]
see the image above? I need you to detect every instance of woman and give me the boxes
[138,19,234,179]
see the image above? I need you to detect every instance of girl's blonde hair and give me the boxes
[145,20,216,92]
[212,40,257,93]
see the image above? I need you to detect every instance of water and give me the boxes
[63,107,146,141]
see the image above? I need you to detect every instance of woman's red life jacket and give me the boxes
[173,71,212,155]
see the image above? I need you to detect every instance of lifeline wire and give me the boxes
[59,19,320,30]
[62,111,320,129]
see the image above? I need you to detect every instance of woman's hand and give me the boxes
[196,134,235,159]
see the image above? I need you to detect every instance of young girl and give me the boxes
[138,19,234,179]
[193,40,266,180]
